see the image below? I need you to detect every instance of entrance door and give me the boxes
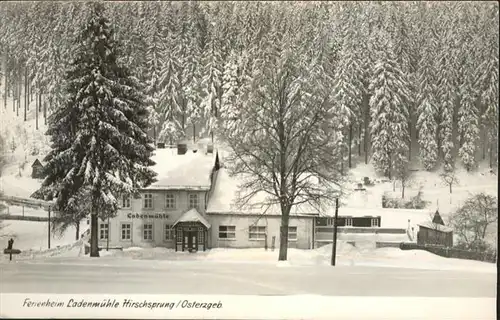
[187,231,198,252]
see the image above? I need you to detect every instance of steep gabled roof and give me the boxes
[206,167,319,217]
[432,210,445,225]
[31,159,44,167]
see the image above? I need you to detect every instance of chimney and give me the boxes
[177,141,187,155]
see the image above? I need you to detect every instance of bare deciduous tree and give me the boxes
[395,163,414,199]
[219,47,345,261]
[440,169,459,194]
[448,193,498,251]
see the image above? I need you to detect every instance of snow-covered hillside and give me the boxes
[343,162,497,216]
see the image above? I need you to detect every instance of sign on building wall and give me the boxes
[127,213,169,219]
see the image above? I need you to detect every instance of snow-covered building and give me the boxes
[98,143,218,252]
[98,141,433,252]
[205,167,317,250]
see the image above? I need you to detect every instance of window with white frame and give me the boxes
[99,223,109,240]
[176,228,182,242]
[345,217,353,227]
[371,218,379,227]
[164,224,174,241]
[218,226,236,239]
[249,226,266,240]
[143,193,153,209]
[288,226,298,241]
[122,194,131,208]
[143,223,153,241]
[165,193,176,209]
[188,193,199,209]
[121,223,131,240]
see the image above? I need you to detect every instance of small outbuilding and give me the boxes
[31,159,46,179]
[417,210,453,247]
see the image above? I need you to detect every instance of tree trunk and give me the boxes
[27,74,30,109]
[348,124,353,168]
[489,140,493,169]
[16,77,20,116]
[12,78,16,112]
[43,96,47,124]
[363,93,369,164]
[75,222,80,240]
[449,183,452,194]
[340,149,344,176]
[278,206,291,261]
[35,92,39,130]
[192,123,196,144]
[358,124,362,156]
[153,125,156,145]
[90,210,100,257]
[402,183,405,199]
[24,68,27,121]
[408,123,412,162]
[482,129,487,160]
[3,70,6,110]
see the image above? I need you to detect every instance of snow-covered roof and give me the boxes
[206,167,319,217]
[145,147,216,190]
[31,159,45,167]
[418,221,453,233]
[320,207,436,229]
[173,208,211,229]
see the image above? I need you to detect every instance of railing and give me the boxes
[0,214,55,222]
[315,226,407,234]
[315,227,407,242]
[0,194,55,210]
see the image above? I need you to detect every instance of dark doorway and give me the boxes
[186,231,198,252]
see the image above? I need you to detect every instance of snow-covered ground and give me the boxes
[3,241,495,274]
[344,162,497,216]
[0,219,87,252]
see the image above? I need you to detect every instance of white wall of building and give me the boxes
[208,213,314,250]
[98,189,208,249]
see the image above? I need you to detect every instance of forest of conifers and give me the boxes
[0,1,498,176]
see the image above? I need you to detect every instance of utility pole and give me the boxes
[106,216,110,251]
[48,206,51,249]
[331,198,339,266]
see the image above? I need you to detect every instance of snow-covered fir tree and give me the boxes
[416,44,438,170]
[219,51,241,133]
[435,44,456,172]
[369,35,411,178]
[330,34,364,173]
[199,36,223,142]
[32,2,157,257]
[157,49,182,145]
[475,38,499,169]
[457,80,479,171]
[143,4,165,144]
